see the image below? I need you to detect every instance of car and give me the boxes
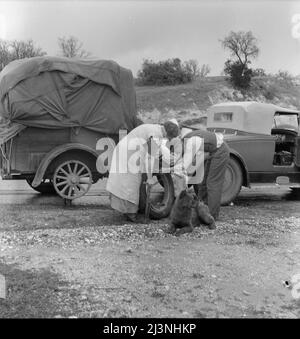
[199,101,300,204]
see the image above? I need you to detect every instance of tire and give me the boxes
[288,187,300,200]
[139,173,175,220]
[26,178,56,195]
[193,157,243,205]
[52,157,93,200]
[221,157,243,205]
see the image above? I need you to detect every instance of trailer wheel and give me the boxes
[53,159,93,200]
[26,178,56,194]
[139,173,175,220]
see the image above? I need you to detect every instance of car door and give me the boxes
[226,134,276,172]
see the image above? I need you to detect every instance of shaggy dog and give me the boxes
[168,189,215,235]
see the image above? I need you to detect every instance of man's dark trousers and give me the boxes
[197,142,230,220]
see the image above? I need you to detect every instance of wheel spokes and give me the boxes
[56,180,68,187]
[73,162,78,175]
[56,174,68,180]
[76,166,86,176]
[60,184,69,195]
[78,178,91,184]
[79,172,90,178]
[53,160,92,200]
[74,185,80,195]
[67,163,72,174]
[59,167,69,177]
[67,187,74,198]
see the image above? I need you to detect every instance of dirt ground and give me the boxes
[0,181,299,318]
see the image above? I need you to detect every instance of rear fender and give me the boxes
[31,143,99,187]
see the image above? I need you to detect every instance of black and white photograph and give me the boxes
[0,0,299,323]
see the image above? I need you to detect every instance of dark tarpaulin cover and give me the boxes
[0,56,139,143]
[0,121,26,145]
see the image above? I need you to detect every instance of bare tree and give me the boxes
[0,39,46,71]
[57,36,90,58]
[0,39,10,70]
[221,31,259,67]
[10,39,46,60]
[199,64,211,78]
[183,59,200,79]
[183,60,211,80]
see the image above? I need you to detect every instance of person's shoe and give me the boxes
[125,213,137,222]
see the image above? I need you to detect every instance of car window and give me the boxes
[273,113,299,131]
[213,112,233,122]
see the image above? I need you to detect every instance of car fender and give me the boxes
[228,148,250,188]
[31,143,99,187]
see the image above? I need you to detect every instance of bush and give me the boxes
[224,59,253,89]
[263,89,275,100]
[137,58,201,86]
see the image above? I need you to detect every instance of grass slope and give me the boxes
[135,76,300,124]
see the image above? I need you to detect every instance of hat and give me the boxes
[168,118,179,127]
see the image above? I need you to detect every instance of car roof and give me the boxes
[207,101,299,135]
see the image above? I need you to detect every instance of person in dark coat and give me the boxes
[183,129,230,222]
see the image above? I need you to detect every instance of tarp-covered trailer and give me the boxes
[0,56,141,201]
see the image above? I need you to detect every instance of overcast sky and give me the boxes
[0,0,300,76]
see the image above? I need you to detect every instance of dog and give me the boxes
[168,189,215,235]
[168,189,197,235]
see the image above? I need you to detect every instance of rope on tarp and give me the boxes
[0,144,8,162]
[0,138,12,172]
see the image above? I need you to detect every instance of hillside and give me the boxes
[135,76,300,125]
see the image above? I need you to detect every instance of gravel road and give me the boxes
[0,180,299,318]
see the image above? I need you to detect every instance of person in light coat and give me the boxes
[106,119,180,222]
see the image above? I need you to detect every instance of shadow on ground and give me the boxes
[0,262,81,318]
